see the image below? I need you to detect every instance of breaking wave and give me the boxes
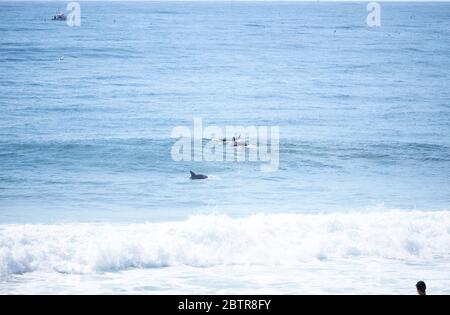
[1,210,450,280]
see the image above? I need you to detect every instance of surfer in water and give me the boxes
[222,135,248,147]
[222,136,237,143]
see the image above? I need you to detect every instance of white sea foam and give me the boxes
[1,211,449,280]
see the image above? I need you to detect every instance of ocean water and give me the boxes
[0,1,449,294]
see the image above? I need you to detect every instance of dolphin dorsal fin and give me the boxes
[190,171,195,176]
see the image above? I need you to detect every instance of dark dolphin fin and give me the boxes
[190,171,195,177]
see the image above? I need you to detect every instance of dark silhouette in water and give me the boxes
[52,11,67,21]
[190,171,208,180]
[416,281,426,295]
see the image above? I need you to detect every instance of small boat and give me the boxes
[52,11,67,21]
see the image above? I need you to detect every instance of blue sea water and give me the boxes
[0,1,449,294]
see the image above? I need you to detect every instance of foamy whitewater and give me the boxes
[1,2,450,294]
[1,211,450,294]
